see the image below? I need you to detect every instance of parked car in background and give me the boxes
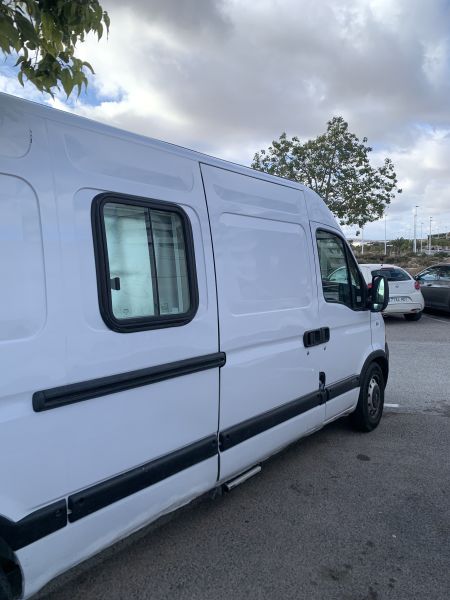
[360,265,424,320]
[330,264,424,320]
[415,264,450,312]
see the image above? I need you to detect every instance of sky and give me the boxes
[1,0,449,241]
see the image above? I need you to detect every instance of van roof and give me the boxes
[0,91,307,191]
[1,92,340,229]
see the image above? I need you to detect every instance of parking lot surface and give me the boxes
[38,312,450,600]
[384,311,450,416]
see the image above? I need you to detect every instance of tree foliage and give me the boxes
[391,237,411,254]
[0,0,109,97]
[252,117,401,228]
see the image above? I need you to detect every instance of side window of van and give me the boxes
[92,194,198,332]
[316,230,364,310]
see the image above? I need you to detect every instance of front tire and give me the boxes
[0,570,13,600]
[351,363,385,432]
[404,312,422,321]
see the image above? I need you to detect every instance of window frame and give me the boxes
[316,228,367,311]
[92,192,199,333]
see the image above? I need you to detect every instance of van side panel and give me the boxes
[0,175,46,341]
[1,100,221,598]
[0,110,68,521]
[17,460,213,598]
[200,164,324,480]
[1,92,382,599]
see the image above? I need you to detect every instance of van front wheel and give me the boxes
[351,363,385,432]
[0,570,12,600]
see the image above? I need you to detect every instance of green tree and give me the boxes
[0,0,109,97]
[252,117,401,228]
[391,237,411,254]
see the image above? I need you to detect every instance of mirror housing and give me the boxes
[370,275,389,312]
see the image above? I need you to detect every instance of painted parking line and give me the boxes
[423,314,450,324]
[385,403,400,408]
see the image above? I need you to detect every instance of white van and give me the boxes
[0,92,389,600]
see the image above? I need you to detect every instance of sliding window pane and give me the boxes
[151,210,190,315]
[104,203,157,318]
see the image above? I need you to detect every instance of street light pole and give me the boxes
[429,216,432,253]
[420,222,424,253]
[384,213,387,255]
[413,205,419,253]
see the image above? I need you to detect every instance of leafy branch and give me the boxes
[0,0,109,97]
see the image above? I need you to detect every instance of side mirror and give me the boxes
[370,275,389,312]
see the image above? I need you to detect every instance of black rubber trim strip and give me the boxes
[0,501,67,552]
[326,375,360,401]
[68,435,218,522]
[2,372,367,548]
[33,352,226,412]
[219,391,322,451]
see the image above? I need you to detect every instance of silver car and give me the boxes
[415,263,450,312]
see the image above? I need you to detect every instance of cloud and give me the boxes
[108,0,232,39]
[1,0,449,239]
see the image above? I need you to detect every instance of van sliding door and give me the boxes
[201,164,324,482]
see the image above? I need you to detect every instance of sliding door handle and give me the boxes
[303,327,330,348]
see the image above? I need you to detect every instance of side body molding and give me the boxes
[2,349,389,551]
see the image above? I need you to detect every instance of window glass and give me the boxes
[103,201,191,323]
[417,267,439,281]
[437,266,450,281]
[371,268,410,281]
[328,266,348,283]
[104,204,157,319]
[316,231,352,307]
[151,210,190,315]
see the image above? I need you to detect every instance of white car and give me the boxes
[360,264,424,320]
[329,263,424,320]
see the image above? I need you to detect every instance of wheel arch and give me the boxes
[361,349,389,387]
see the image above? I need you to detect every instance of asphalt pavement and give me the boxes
[384,310,450,416]
[37,310,450,600]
